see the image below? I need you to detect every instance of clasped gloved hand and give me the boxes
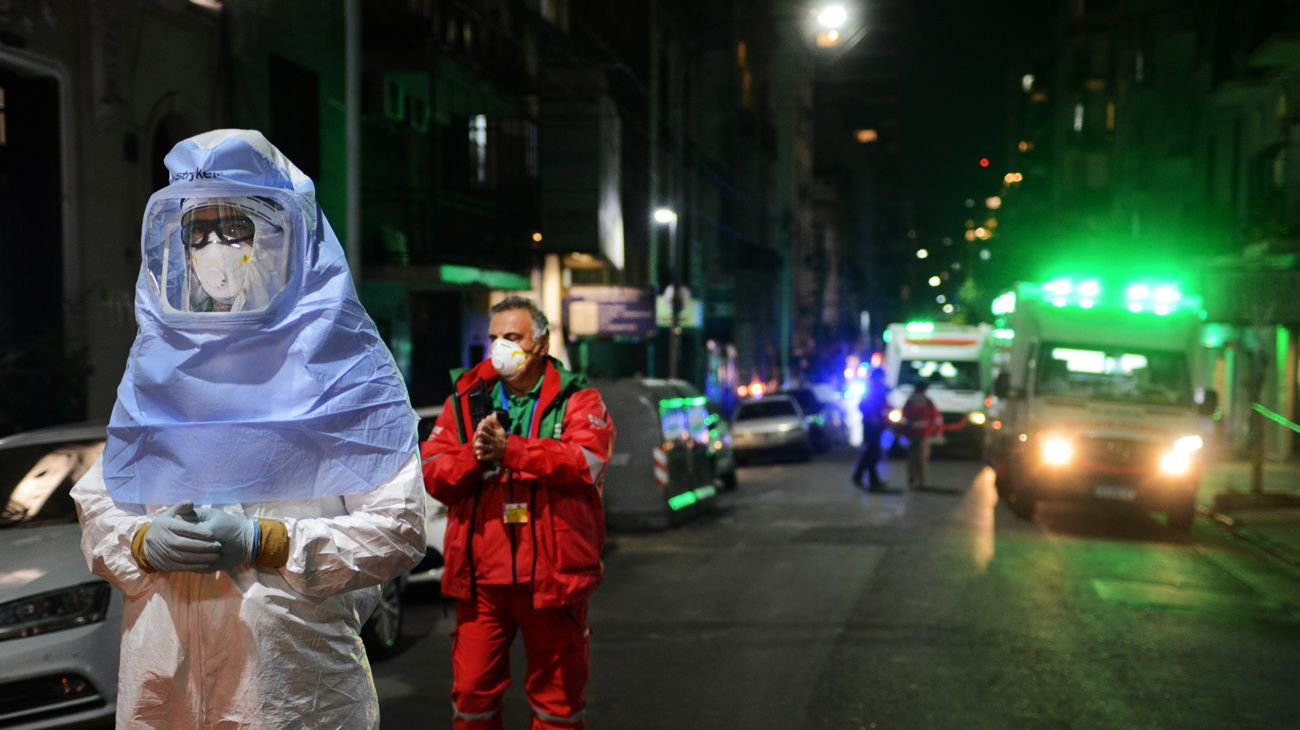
[194,507,258,569]
[134,501,222,573]
[194,506,292,570]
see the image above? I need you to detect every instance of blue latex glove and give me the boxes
[194,506,257,569]
[144,501,221,573]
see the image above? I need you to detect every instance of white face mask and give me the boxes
[491,338,530,378]
[191,235,252,304]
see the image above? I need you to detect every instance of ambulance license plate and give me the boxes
[1094,484,1136,502]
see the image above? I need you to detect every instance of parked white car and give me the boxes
[730,395,814,464]
[0,423,119,729]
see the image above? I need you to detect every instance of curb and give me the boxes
[1196,504,1300,570]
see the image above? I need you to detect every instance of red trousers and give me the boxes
[450,584,590,729]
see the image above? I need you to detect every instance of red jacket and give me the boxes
[421,358,615,608]
[902,393,943,440]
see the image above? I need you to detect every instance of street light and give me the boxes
[653,207,678,224]
[815,4,848,28]
[654,207,682,379]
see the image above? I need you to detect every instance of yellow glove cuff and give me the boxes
[254,519,290,569]
[131,523,157,573]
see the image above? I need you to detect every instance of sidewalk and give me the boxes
[1198,459,1300,569]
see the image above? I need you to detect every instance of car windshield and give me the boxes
[781,390,822,415]
[1035,343,1192,406]
[899,359,981,391]
[736,399,798,420]
[0,441,104,529]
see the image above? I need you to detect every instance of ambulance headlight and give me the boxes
[968,411,987,426]
[1174,435,1203,453]
[1160,450,1192,476]
[1041,436,1073,466]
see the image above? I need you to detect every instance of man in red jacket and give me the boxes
[902,380,944,489]
[422,296,615,730]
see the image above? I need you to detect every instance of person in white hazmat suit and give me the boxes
[71,129,425,729]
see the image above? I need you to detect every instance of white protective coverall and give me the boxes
[71,129,426,729]
[71,455,425,728]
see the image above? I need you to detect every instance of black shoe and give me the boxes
[868,482,886,493]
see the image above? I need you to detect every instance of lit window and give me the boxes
[540,0,559,24]
[854,128,878,144]
[1106,101,1116,131]
[1022,74,1034,93]
[1073,103,1084,132]
[469,114,488,186]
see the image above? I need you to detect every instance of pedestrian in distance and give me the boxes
[72,129,427,728]
[852,367,891,491]
[902,380,944,489]
[422,296,616,730]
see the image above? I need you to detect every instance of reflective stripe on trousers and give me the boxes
[452,702,500,722]
[532,706,585,725]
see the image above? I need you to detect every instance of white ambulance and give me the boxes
[986,279,1213,530]
[883,322,994,451]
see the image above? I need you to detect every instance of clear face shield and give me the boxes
[144,194,294,315]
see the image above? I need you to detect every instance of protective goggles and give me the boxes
[182,205,257,248]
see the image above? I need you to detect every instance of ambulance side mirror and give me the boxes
[1199,389,1219,417]
[993,372,1010,399]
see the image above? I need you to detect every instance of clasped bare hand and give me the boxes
[474,413,507,463]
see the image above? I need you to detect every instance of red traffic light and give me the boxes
[979,157,990,168]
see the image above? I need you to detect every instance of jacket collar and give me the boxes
[454,357,567,438]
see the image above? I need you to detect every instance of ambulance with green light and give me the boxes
[988,279,1214,530]
[883,321,994,451]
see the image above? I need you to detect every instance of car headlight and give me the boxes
[888,408,903,423]
[1160,450,1192,476]
[968,411,987,426]
[1174,435,1203,453]
[778,422,800,433]
[0,581,112,643]
[1041,436,1073,466]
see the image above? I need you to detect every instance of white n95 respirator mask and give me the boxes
[491,338,529,377]
[191,238,252,304]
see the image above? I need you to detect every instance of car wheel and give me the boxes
[1166,495,1196,532]
[1002,457,1036,520]
[719,471,738,491]
[796,442,814,462]
[362,577,403,660]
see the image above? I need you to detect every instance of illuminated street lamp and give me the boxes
[815,4,848,28]
[928,275,942,287]
[654,207,682,378]
[916,248,929,259]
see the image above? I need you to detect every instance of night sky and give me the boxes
[898,0,1055,241]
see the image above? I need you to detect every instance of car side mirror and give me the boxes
[993,372,1010,399]
[1199,389,1219,417]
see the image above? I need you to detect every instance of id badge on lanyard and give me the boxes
[503,502,529,524]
